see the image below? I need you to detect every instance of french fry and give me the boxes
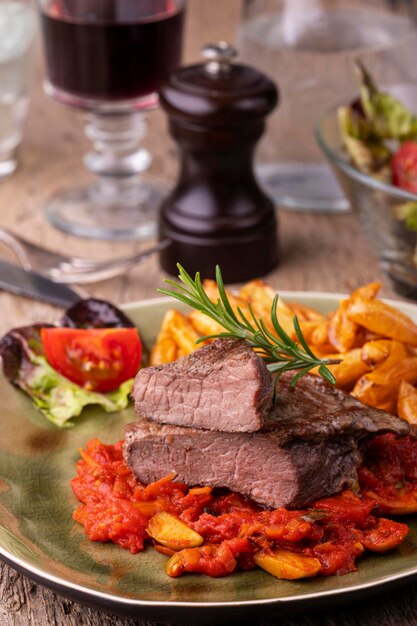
[327,283,381,353]
[286,302,325,322]
[239,279,275,310]
[350,282,381,301]
[352,357,417,413]
[397,380,417,426]
[149,332,178,366]
[347,299,417,346]
[146,512,204,551]
[309,344,339,358]
[310,320,331,346]
[254,549,321,580]
[203,279,248,313]
[163,310,202,356]
[150,309,203,365]
[361,340,409,369]
[239,280,295,336]
[189,309,224,338]
[328,300,359,353]
[202,278,268,332]
[239,280,276,332]
[325,348,371,390]
[297,320,324,344]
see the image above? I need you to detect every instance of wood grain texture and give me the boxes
[0,1,413,625]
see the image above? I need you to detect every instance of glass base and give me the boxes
[0,157,17,179]
[257,162,350,213]
[0,144,19,179]
[45,180,166,240]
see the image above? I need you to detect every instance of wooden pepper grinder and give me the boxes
[159,42,279,283]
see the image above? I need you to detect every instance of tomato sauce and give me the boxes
[71,437,410,579]
[359,434,417,515]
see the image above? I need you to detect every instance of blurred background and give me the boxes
[1,0,417,330]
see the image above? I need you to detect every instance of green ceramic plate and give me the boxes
[2,293,417,624]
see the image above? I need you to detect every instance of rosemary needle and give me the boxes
[158,264,340,387]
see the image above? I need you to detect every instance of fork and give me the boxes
[0,228,170,284]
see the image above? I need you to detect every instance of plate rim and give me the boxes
[2,289,417,611]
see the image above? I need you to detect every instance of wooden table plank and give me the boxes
[0,1,413,625]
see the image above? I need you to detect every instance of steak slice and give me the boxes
[271,372,409,442]
[133,338,274,433]
[124,420,361,509]
[134,337,409,437]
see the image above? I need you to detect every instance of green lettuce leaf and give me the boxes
[23,353,133,427]
[358,62,417,141]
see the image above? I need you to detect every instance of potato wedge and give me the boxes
[239,280,280,333]
[203,279,248,312]
[397,380,417,426]
[328,300,358,353]
[352,356,417,413]
[146,511,204,551]
[310,320,331,346]
[163,310,202,356]
[189,309,224,338]
[286,302,325,323]
[327,282,381,354]
[350,282,381,301]
[298,320,325,344]
[238,279,275,310]
[361,340,409,369]
[149,331,178,366]
[254,549,321,580]
[347,299,417,346]
[239,280,296,336]
[325,348,371,390]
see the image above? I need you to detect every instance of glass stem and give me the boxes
[83,112,152,208]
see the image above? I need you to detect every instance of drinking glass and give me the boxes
[37,0,186,240]
[239,0,417,212]
[0,0,36,179]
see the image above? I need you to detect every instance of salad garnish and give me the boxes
[0,298,141,427]
[338,62,417,183]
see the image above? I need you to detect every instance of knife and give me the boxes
[0,259,81,308]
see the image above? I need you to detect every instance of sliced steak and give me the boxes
[134,337,409,437]
[134,338,274,433]
[124,420,361,509]
[271,372,409,442]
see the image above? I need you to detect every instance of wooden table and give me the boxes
[1,1,417,625]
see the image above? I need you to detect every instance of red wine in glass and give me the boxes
[41,0,185,100]
[37,0,186,240]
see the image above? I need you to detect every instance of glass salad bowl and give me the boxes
[316,83,417,298]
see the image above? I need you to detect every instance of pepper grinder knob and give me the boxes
[202,41,238,75]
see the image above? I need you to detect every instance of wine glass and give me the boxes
[37,0,186,240]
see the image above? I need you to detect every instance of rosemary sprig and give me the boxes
[158,264,340,387]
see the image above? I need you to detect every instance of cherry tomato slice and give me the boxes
[41,327,142,392]
[392,141,417,194]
